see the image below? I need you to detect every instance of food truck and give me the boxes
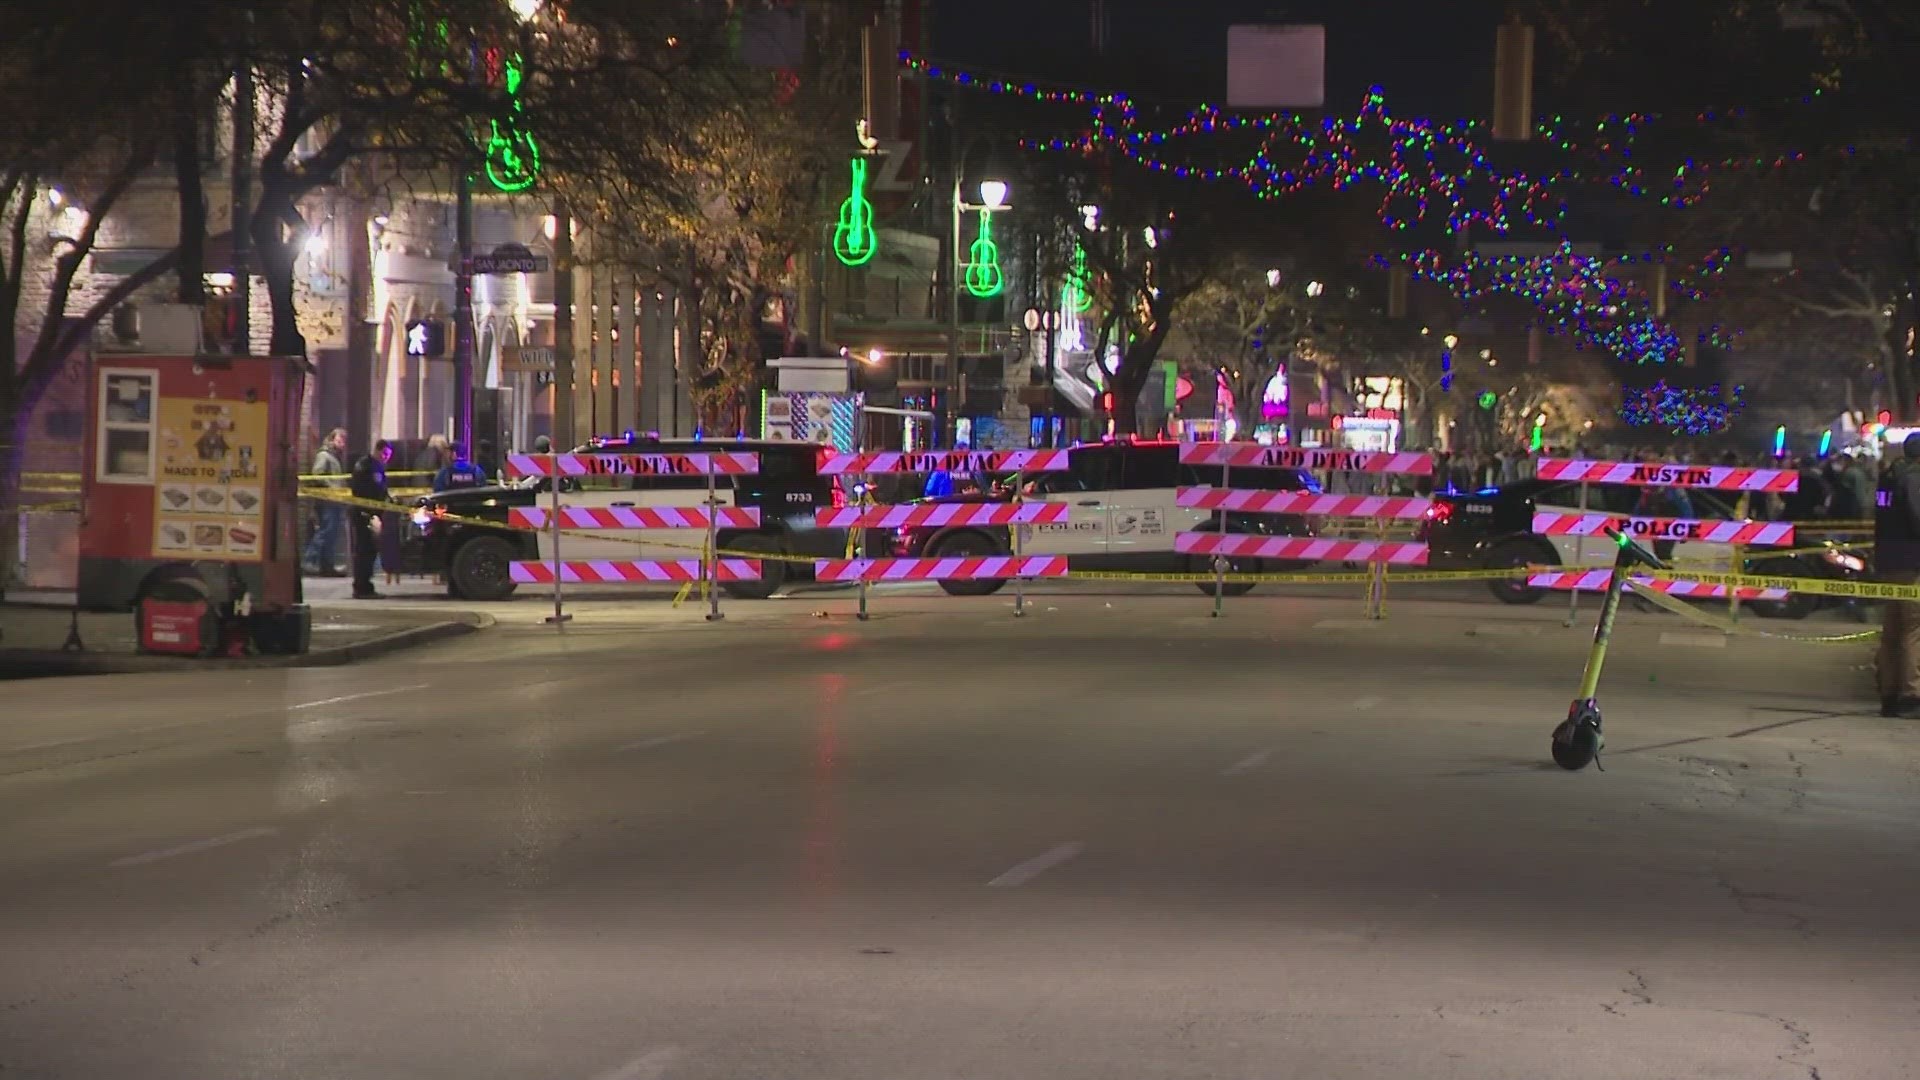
[78,353,310,655]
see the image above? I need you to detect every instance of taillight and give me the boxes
[1425,502,1454,526]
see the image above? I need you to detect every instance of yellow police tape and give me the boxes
[289,487,1920,599]
[1623,577,1881,644]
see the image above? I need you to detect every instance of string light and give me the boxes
[1618,381,1746,435]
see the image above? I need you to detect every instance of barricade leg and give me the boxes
[704,467,723,622]
[1211,460,1230,619]
[542,454,570,628]
[1564,481,1589,627]
[1012,469,1026,618]
[1728,543,1742,624]
[854,479,870,621]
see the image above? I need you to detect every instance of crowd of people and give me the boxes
[300,428,515,599]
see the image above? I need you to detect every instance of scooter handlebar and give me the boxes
[1603,526,1669,570]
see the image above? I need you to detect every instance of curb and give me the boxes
[0,612,493,679]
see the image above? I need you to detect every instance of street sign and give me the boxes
[500,344,556,372]
[462,242,549,275]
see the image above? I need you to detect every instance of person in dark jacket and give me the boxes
[1874,434,1920,715]
[372,441,404,586]
[433,444,487,491]
[348,448,391,599]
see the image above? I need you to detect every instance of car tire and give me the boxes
[931,530,1008,596]
[1486,538,1557,605]
[450,535,519,601]
[721,533,788,600]
[1189,553,1259,597]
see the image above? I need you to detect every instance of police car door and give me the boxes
[1668,490,1743,571]
[540,472,640,561]
[1019,446,1112,557]
[1107,445,1179,559]
[1532,481,1611,565]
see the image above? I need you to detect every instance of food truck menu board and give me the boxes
[152,396,269,561]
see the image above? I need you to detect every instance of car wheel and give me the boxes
[1486,538,1556,605]
[1189,552,1258,597]
[721,533,789,599]
[931,530,1008,596]
[450,535,519,601]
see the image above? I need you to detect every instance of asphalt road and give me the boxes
[2,593,1916,1079]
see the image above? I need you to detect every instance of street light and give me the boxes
[978,180,1008,210]
[949,169,1009,445]
[1266,268,1282,288]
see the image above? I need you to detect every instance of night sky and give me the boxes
[932,0,1506,120]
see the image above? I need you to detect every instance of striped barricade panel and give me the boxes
[811,556,1070,582]
[812,502,1069,529]
[1177,443,1433,475]
[509,506,761,530]
[504,451,761,479]
[1175,488,1430,518]
[1531,511,1794,547]
[816,449,1071,475]
[1173,533,1429,565]
[1534,458,1797,493]
[509,559,761,584]
[1526,571,1788,600]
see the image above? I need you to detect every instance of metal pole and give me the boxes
[704,462,722,622]
[551,204,575,448]
[856,472,871,621]
[1730,492,1748,624]
[1564,480,1588,626]
[230,61,253,351]
[542,455,569,627]
[947,173,961,449]
[1044,314,1058,447]
[452,169,476,452]
[1212,459,1229,618]
[1012,469,1026,617]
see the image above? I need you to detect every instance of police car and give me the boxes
[1419,477,1756,604]
[892,440,1319,596]
[408,437,857,601]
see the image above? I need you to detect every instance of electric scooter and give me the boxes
[1551,526,1668,771]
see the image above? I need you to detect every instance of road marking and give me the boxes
[592,1047,683,1080]
[1222,748,1273,776]
[287,685,429,710]
[615,731,705,754]
[110,827,278,868]
[1657,629,1727,648]
[1352,695,1383,710]
[987,841,1085,887]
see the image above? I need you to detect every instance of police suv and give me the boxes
[407,437,856,601]
[892,440,1320,596]
[1418,477,1754,604]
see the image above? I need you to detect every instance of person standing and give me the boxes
[301,428,348,576]
[1874,433,1920,716]
[412,433,450,483]
[1829,451,1875,523]
[348,443,391,599]
[372,440,404,587]
[433,443,487,491]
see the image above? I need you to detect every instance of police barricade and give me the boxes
[1527,569,1790,601]
[503,450,761,625]
[813,449,1071,618]
[1176,443,1433,618]
[1533,456,1800,624]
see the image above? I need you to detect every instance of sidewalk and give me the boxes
[0,600,489,678]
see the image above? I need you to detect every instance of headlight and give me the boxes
[411,508,433,528]
[1824,549,1866,573]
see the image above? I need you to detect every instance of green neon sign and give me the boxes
[484,53,541,193]
[1062,245,1092,313]
[832,158,877,267]
[964,209,1004,298]
[1477,390,1497,410]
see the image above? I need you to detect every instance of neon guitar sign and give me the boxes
[484,53,541,193]
[832,158,878,267]
[964,209,1003,298]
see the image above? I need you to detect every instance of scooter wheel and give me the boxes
[1551,727,1600,771]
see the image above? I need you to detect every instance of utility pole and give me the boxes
[552,203,574,447]
[452,169,475,453]
[230,63,254,351]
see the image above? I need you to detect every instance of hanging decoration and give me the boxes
[1618,381,1746,435]
[832,158,879,267]
[1062,246,1093,313]
[483,53,541,192]
[964,209,1004,298]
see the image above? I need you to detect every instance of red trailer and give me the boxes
[78,353,310,655]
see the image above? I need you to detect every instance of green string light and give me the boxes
[831,158,878,267]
